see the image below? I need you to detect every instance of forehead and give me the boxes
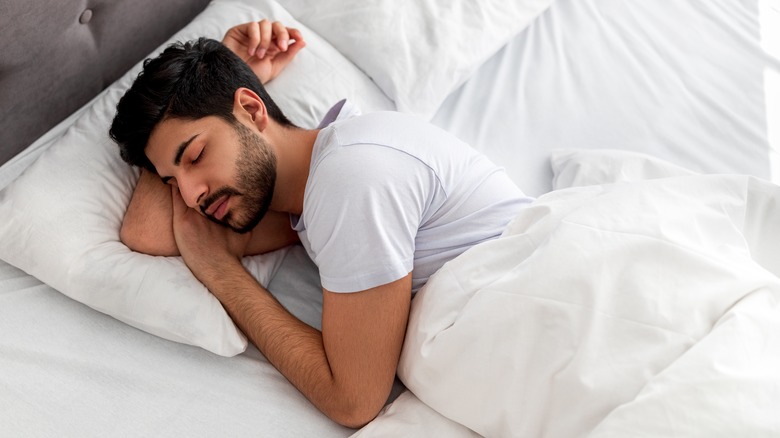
[145,116,227,169]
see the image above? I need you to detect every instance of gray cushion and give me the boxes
[0,0,211,165]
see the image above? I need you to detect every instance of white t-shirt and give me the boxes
[291,104,534,293]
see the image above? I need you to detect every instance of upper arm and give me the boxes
[305,146,434,292]
[244,210,300,255]
[321,273,412,425]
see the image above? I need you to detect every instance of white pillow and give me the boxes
[278,0,554,119]
[0,0,392,356]
[551,148,698,190]
[185,0,395,127]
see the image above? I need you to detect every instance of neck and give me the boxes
[265,123,319,215]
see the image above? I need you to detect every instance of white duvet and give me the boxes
[366,174,780,437]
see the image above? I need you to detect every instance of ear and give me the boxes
[233,87,268,131]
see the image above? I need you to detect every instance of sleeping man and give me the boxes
[110,21,534,428]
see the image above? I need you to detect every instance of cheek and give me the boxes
[210,154,240,185]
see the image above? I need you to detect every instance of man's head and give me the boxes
[110,37,291,232]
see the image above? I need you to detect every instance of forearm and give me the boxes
[202,260,368,426]
[169,186,401,427]
[121,169,178,256]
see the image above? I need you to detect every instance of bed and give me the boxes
[1,0,779,436]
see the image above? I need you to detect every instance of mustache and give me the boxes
[199,186,242,217]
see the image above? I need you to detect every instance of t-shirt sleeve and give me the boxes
[303,144,437,293]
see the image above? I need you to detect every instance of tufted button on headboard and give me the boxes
[0,0,211,166]
[79,9,93,24]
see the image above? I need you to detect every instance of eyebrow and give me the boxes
[174,134,200,166]
[159,133,200,184]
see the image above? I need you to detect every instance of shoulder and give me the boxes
[316,112,478,172]
[310,113,443,187]
[303,115,447,223]
[306,141,437,212]
[330,111,440,147]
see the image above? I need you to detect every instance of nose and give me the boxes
[176,177,207,210]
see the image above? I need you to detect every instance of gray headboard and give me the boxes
[0,0,212,166]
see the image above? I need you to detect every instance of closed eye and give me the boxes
[192,146,205,164]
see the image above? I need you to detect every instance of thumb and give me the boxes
[271,39,306,70]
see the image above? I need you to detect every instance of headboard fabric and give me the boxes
[0,0,212,165]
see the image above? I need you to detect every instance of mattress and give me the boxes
[1,0,778,436]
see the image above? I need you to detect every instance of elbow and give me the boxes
[326,393,387,429]
[119,222,147,254]
[119,221,140,251]
[330,406,382,429]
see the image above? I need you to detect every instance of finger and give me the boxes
[257,19,273,59]
[246,21,261,57]
[222,23,251,48]
[285,28,306,54]
[221,27,237,49]
[271,21,290,51]
[269,31,306,70]
[287,28,305,45]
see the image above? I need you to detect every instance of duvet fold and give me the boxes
[397,175,780,437]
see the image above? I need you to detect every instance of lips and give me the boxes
[204,195,229,221]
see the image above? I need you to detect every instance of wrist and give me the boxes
[193,254,245,289]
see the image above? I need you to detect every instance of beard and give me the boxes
[201,121,276,233]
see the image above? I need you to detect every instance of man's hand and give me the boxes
[170,186,250,282]
[222,20,306,84]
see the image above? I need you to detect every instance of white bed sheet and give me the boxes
[0,251,353,437]
[1,0,778,436]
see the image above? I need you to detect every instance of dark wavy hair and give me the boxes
[109,37,293,172]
